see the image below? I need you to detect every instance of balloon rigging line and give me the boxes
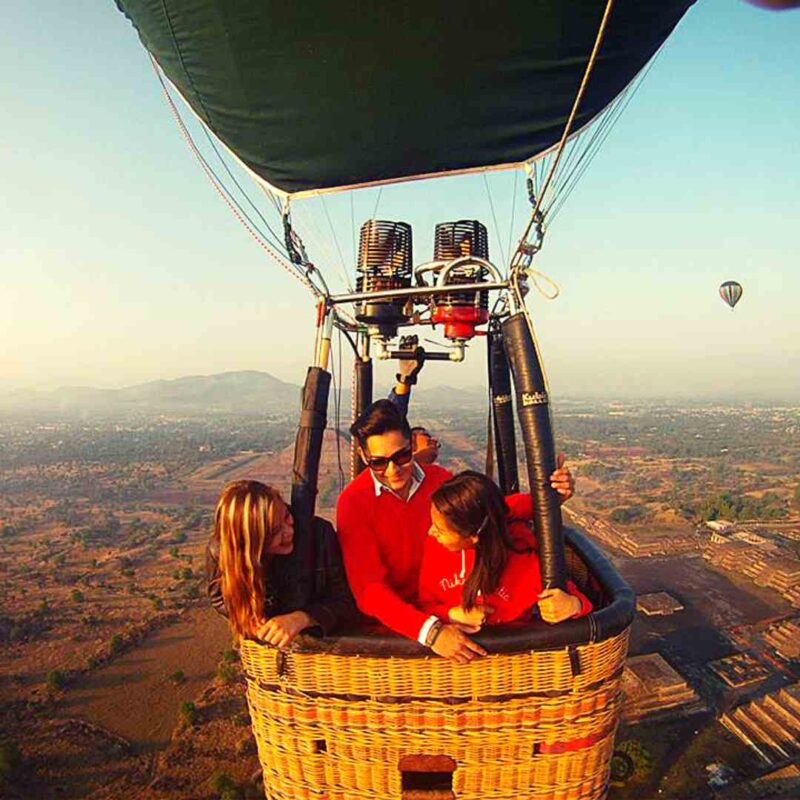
[350,193,357,270]
[371,187,384,220]
[506,169,519,266]
[350,348,358,478]
[330,327,347,495]
[509,0,614,379]
[320,194,354,291]
[197,124,287,252]
[150,56,314,291]
[483,172,508,268]
[527,269,560,301]
[512,0,615,266]
[290,198,340,277]
[285,201,359,328]
[547,40,667,224]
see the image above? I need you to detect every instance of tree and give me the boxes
[47,670,66,692]
[179,701,197,726]
[211,771,243,800]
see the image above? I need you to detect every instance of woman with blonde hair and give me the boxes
[206,480,355,647]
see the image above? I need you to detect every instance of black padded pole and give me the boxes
[501,312,567,590]
[351,357,373,478]
[488,326,520,495]
[290,367,331,532]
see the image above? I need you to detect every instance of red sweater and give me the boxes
[417,493,592,624]
[336,463,452,639]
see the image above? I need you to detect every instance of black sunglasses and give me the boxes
[364,445,414,473]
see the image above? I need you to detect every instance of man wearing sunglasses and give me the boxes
[336,399,488,662]
[336,399,575,663]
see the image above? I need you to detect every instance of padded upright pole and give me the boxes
[501,313,567,590]
[488,326,520,495]
[351,357,373,478]
[291,367,331,531]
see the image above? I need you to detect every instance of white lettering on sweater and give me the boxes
[439,575,512,603]
[439,572,466,592]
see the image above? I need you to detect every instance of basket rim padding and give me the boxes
[276,526,635,658]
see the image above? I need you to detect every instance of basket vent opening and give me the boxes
[399,754,455,798]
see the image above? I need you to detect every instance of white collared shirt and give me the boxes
[368,459,438,644]
[370,460,425,501]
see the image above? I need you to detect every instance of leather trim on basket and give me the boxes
[282,527,635,657]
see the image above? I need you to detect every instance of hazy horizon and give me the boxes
[0,366,797,407]
[2,0,798,401]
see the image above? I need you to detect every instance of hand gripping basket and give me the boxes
[239,527,634,800]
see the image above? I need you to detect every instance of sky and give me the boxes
[1,1,799,401]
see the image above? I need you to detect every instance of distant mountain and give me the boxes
[0,371,302,416]
[0,370,495,419]
[413,383,486,410]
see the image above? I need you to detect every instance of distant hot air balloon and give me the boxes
[719,280,743,309]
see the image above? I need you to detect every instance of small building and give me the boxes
[721,684,800,766]
[621,653,703,722]
[760,556,800,593]
[706,520,735,534]
[707,652,771,689]
[731,531,770,547]
[636,592,684,616]
[717,764,800,800]
[763,617,800,660]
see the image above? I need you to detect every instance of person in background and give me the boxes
[418,470,586,654]
[387,345,441,465]
[206,480,355,646]
[387,343,424,418]
[411,426,440,466]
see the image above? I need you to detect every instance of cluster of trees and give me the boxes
[693,491,788,521]
[609,506,648,525]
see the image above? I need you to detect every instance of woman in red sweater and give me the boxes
[418,471,591,631]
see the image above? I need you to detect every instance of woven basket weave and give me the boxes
[239,531,632,800]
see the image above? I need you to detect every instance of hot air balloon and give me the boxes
[111,3,705,799]
[720,280,744,310]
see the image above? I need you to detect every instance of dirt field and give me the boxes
[58,606,231,751]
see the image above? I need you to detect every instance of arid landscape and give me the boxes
[1,375,799,799]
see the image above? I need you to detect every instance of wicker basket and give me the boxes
[239,528,634,800]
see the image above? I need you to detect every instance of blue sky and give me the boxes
[1,1,798,399]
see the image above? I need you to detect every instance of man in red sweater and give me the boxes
[337,399,576,663]
[336,399,487,662]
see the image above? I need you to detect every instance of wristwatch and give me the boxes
[396,372,417,386]
[424,619,444,648]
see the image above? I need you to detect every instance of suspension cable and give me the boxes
[511,0,615,272]
[150,56,314,291]
[547,42,667,224]
[198,124,287,252]
[320,195,354,291]
[483,172,508,268]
